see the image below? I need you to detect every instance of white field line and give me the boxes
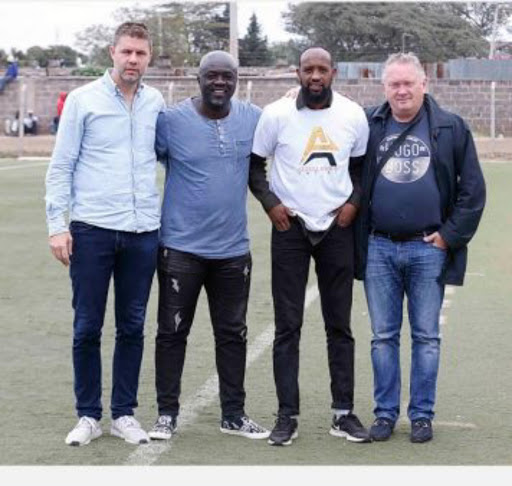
[0,161,49,171]
[445,286,456,295]
[395,285,475,429]
[126,284,320,466]
[398,402,476,429]
[17,156,50,161]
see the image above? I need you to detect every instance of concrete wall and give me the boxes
[1,75,511,137]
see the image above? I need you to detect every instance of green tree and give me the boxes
[26,46,49,67]
[47,45,79,67]
[26,45,79,68]
[269,39,307,66]
[239,13,272,66]
[75,24,114,67]
[447,2,512,37]
[74,2,230,67]
[283,2,489,62]
[148,2,230,65]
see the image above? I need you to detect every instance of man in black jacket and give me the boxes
[355,53,486,443]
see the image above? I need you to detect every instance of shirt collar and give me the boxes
[102,69,145,96]
[296,88,333,110]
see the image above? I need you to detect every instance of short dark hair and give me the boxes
[113,22,152,50]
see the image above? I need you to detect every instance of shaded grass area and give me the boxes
[0,160,511,465]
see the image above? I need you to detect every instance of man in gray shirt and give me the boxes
[148,51,269,441]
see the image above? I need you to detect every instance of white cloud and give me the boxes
[0,0,296,53]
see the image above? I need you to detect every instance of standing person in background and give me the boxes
[45,22,164,447]
[355,52,486,443]
[52,91,68,134]
[148,51,270,442]
[250,47,371,447]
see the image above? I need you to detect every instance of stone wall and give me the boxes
[1,75,511,137]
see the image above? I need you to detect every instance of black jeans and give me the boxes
[272,219,355,416]
[155,247,251,419]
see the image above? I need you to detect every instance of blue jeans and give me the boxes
[364,235,446,423]
[69,222,158,420]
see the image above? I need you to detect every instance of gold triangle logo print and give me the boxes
[301,127,339,166]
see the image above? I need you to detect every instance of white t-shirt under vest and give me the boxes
[252,92,369,231]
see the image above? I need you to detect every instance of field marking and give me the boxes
[398,402,476,429]
[435,421,477,429]
[126,284,320,466]
[0,161,49,171]
[18,156,50,161]
[393,284,476,431]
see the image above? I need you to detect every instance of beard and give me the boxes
[119,68,142,85]
[301,84,331,106]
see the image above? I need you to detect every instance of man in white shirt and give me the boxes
[249,47,370,446]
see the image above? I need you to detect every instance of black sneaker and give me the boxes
[410,418,433,443]
[370,417,395,442]
[268,415,298,446]
[220,415,270,439]
[148,415,178,440]
[329,413,371,443]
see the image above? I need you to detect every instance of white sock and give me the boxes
[333,409,351,419]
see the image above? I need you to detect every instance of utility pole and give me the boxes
[230,1,238,64]
[489,3,500,59]
[401,33,412,53]
[158,11,163,58]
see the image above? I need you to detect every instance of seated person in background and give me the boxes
[0,56,18,93]
[9,111,19,136]
[23,110,38,135]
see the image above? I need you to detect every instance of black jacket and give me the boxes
[354,94,486,286]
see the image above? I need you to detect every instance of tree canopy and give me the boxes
[239,13,272,66]
[283,2,490,62]
[74,2,230,67]
[447,2,512,37]
[75,24,114,67]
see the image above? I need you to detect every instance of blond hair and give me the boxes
[381,52,426,83]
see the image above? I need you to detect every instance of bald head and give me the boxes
[296,46,336,109]
[299,47,333,68]
[199,51,238,75]
[196,50,238,118]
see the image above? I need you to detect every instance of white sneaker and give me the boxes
[111,415,149,445]
[65,417,102,446]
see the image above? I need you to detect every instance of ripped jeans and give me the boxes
[155,247,251,420]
